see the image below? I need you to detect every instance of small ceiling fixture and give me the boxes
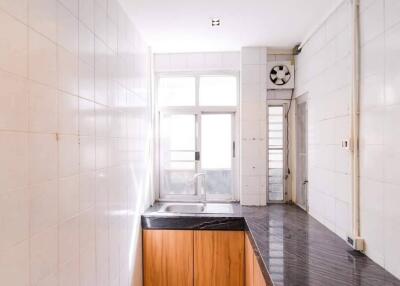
[211,18,220,27]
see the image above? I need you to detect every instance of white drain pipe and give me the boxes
[350,0,363,250]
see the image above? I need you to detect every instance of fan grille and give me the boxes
[270,65,291,86]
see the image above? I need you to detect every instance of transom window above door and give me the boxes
[157,75,238,107]
[156,73,239,202]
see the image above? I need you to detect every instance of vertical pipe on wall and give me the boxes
[351,0,361,242]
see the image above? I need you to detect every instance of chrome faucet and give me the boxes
[193,173,206,203]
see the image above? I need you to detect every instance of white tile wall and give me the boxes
[297,0,400,279]
[295,1,353,240]
[0,1,152,286]
[359,0,400,279]
[240,47,267,206]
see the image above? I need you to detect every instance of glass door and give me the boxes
[159,112,235,201]
[159,113,198,199]
[200,113,234,201]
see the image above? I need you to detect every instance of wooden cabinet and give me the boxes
[143,230,264,286]
[245,233,267,286]
[253,255,266,286]
[143,230,193,286]
[194,230,244,286]
[245,233,254,286]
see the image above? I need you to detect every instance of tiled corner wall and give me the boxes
[359,0,400,278]
[296,0,400,279]
[295,1,353,238]
[240,47,267,206]
[0,0,152,285]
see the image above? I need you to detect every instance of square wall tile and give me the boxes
[79,0,94,31]
[0,132,28,192]
[29,0,57,42]
[0,10,28,77]
[58,47,79,96]
[29,133,58,185]
[57,3,78,54]
[59,175,79,222]
[0,0,27,23]
[0,189,29,250]
[59,258,79,286]
[58,0,78,18]
[30,226,58,285]
[79,23,95,67]
[28,81,58,133]
[0,241,29,286]
[29,29,57,87]
[30,180,58,236]
[59,216,79,265]
[58,135,79,178]
[58,91,79,135]
[0,70,29,131]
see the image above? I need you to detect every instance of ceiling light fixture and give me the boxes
[211,18,221,27]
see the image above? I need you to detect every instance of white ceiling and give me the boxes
[119,0,342,53]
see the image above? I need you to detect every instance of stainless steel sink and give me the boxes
[163,203,205,214]
[159,203,234,214]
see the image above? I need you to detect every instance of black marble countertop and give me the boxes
[142,203,400,286]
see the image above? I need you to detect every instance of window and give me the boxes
[157,73,238,201]
[199,76,237,106]
[268,105,286,202]
[158,76,196,106]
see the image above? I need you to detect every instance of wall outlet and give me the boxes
[347,236,364,251]
[341,139,352,150]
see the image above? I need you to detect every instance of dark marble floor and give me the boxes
[142,203,400,286]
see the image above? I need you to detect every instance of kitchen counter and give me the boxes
[142,203,400,286]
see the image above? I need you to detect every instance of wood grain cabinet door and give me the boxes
[143,230,194,286]
[253,256,267,286]
[194,230,244,286]
[245,233,254,286]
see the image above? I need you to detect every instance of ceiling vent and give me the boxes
[211,18,220,27]
[267,61,294,90]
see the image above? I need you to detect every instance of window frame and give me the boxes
[266,101,289,203]
[154,71,240,202]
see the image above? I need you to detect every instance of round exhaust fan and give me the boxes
[269,64,291,86]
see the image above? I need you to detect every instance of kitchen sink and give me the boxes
[159,203,234,214]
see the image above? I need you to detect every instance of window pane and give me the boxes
[169,162,195,170]
[204,170,232,195]
[158,77,195,106]
[160,114,195,151]
[201,114,232,169]
[199,76,237,106]
[160,113,197,196]
[163,170,196,195]
[170,151,195,161]
[268,105,285,201]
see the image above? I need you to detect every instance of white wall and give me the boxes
[240,47,268,206]
[0,0,153,285]
[295,1,353,239]
[296,0,400,279]
[359,0,400,278]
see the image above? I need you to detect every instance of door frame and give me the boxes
[266,100,289,204]
[156,110,239,202]
[154,71,240,202]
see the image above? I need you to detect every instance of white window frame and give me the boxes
[266,101,289,203]
[154,71,240,202]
